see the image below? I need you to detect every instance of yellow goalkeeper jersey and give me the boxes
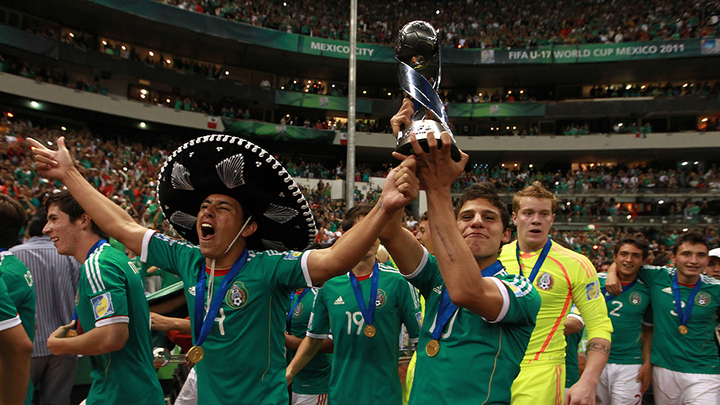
[499,240,612,364]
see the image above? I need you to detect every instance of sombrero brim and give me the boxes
[157,134,316,251]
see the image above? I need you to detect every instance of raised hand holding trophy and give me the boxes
[395,21,460,161]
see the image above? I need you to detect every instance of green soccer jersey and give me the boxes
[407,252,540,405]
[0,252,35,342]
[0,276,19,329]
[1,251,36,405]
[307,263,421,405]
[286,288,331,395]
[76,242,164,405]
[638,265,720,374]
[142,232,311,405]
[598,273,652,365]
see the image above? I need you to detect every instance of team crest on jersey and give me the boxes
[225,281,249,309]
[375,289,387,308]
[586,281,600,300]
[293,303,304,318]
[188,286,196,296]
[284,252,303,261]
[696,292,711,306]
[91,292,114,320]
[537,272,554,291]
[629,292,642,305]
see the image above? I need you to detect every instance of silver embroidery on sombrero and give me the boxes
[216,154,246,189]
[170,211,197,230]
[171,163,194,190]
[264,204,299,224]
[262,239,288,251]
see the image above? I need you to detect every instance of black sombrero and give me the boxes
[157,134,316,251]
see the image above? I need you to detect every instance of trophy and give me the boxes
[395,21,460,161]
[152,347,188,368]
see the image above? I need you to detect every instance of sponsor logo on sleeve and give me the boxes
[586,281,600,300]
[91,292,114,320]
[284,252,303,261]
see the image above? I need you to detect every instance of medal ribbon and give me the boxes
[515,237,552,283]
[286,289,311,330]
[432,260,505,340]
[601,280,637,302]
[69,239,108,333]
[193,249,249,346]
[349,261,379,327]
[672,272,703,330]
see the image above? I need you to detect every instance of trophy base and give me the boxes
[396,120,461,162]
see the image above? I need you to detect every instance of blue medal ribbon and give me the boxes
[69,239,108,333]
[86,239,108,261]
[286,289,311,331]
[672,272,703,330]
[515,237,552,283]
[0,248,7,252]
[193,249,249,346]
[348,261,379,328]
[601,279,637,302]
[432,260,505,341]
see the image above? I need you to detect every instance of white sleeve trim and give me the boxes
[300,250,316,287]
[482,277,510,323]
[0,315,21,332]
[403,247,429,280]
[567,313,585,326]
[408,337,419,344]
[96,316,130,328]
[140,229,156,263]
[642,321,654,327]
[306,332,329,339]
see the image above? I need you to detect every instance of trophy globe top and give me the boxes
[395,21,440,87]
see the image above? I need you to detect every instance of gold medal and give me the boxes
[66,330,78,338]
[364,325,376,338]
[187,345,205,363]
[426,339,440,357]
[679,325,688,335]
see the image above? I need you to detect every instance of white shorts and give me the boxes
[174,367,198,405]
[596,363,642,405]
[653,366,720,405]
[291,392,328,405]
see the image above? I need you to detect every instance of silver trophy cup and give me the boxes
[153,347,187,368]
[395,21,460,161]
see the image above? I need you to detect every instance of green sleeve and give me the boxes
[307,287,330,338]
[398,278,422,341]
[264,251,312,291]
[85,253,129,326]
[0,277,20,330]
[405,251,442,300]
[496,274,541,327]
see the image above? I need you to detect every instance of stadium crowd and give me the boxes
[155,0,720,48]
